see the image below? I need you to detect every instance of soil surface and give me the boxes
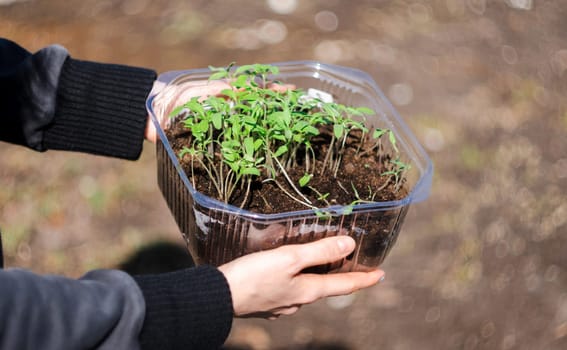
[1,1,566,349]
[168,121,406,214]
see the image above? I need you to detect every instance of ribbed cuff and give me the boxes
[43,57,157,160]
[134,265,234,350]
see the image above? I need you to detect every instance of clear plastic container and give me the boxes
[146,61,433,272]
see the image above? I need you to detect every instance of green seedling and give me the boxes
[382,158,411,191]
[169,63,409,210]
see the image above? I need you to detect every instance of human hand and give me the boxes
[145,117,157,143]
[144,80,235,144]
[218,236,385,319]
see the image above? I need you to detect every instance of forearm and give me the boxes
[0,269,145,350]
[0,38,156,159]
[134,265,234,350]
[45,56,156,159]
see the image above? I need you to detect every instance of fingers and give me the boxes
[220,237,385,318]
[268,305,301,320]
[145,116,157,143]
[289,236,356,271]
[177,80,232,102]
[267,82,296,92]
[297,270,385,303]
[279,305,301,315]
[150,80,166,95]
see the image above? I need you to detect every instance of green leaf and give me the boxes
[243,137,255,156]
[243,115,257,126]
[235,103,252,113]
[169,105,185,118]
[253,139,264,151]
[356,106,375,115]
[292,120,309,131]
[241,167,261,176]
[193,120,209,134]
[221,88,236,100]
[274,145,288,157]
[232,123,241,136]
[372,128,386,139]
[223,152,237,162]
[315,210,331,219]
[205,96,222,111]
[232,74,249,88]
[211,113,223,130]
[271,134,287,142]
[333,124,344,139]
[186,99,205,116]
[226,160,240,173]
[235,64,256,76]
[269,111,291,126]
[272,66,280,75]
[178,147,194,158]
[299,173,312,187]
[388,130,399,153]
[304,126,320,136]
[208,65,223,72]
[209,71,228,80]
[323,103,340,118]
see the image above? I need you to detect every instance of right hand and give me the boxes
[218,236,385,319]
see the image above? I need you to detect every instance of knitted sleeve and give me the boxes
[43,57,156,159]
[134,265,234,349]
[0,37,156,160]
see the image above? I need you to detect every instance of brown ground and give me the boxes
[1,1,566,349]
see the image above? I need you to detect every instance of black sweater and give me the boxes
[0,38,233,349]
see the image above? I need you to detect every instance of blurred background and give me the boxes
[1,0,566,349]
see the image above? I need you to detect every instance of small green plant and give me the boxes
[169,63,410,209]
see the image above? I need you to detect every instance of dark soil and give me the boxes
[167,121,408,214]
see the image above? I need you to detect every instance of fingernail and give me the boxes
[337,237,353,253]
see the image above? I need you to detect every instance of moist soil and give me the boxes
[167,122,408,214]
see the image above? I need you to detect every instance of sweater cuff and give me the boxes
[134,265,234,349]
[43,57,157,160]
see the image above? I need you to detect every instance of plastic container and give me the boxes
[146,61,433,272]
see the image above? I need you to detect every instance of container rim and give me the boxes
[147,60,433,222]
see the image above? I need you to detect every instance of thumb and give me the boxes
[291,236,356,272]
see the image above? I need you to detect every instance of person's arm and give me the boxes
[0,266,234,350]
[0,269,145,349]
[0,39,233,348]
[0,39,383,349]
[131,236,383,348]
[0,37,156,159]
[133,266,234,349]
